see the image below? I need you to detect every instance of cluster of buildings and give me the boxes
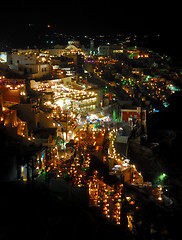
[0,38,151,81]
[0,36,149,183]
[0,40,84,80]
[0,27,176,240]
[30,77,102,114]
[0,35,172,201]
[0,39,106,182]
[0,74,59,181]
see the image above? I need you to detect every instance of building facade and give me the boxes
[121,108,146,126]
[8,53,51,79]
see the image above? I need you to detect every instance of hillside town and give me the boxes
[0,31,181,239]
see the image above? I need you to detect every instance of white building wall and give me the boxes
[11,53,37,65]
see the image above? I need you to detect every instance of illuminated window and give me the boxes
[113,50,123,53]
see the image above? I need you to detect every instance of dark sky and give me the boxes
[0,1,179,35]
